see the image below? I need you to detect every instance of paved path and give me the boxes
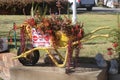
[0,53,21,80]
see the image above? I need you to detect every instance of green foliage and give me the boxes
[30,2,48,18]
[109,13,120,63]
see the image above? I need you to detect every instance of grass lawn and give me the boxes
[0,13,119,59]
[0,78,3,80]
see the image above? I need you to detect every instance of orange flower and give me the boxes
[43,20,50,27]
[42,18,50,27]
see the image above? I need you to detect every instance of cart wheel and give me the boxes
[17,47,40,66]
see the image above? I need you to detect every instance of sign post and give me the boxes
[72,0,77,25]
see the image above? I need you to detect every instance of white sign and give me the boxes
[72,0,77,25]
[0,37,8,52]
[32,28,51,47]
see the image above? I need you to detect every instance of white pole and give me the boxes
[72,0,77,25]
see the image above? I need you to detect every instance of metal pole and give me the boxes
[13,23,17,49]
[72,0,77,25]
[117,13,119,27]
[67,0,70,18]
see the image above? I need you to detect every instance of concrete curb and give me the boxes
[10,66,107,80]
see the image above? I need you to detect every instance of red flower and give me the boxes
[107,48,113,51]
[71,28,74,33]
[107,51,113,55]
[112,42,118,48]
[13,23,17,30]
[27,18,36,26]
[75,25,79,31]
[44,35,50,41]
[46,30,52,34]
[107,48,113,55]
[10,37,13,44]
[77,32,82,38]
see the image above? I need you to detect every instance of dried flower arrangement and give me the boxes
[22,14,84,48]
